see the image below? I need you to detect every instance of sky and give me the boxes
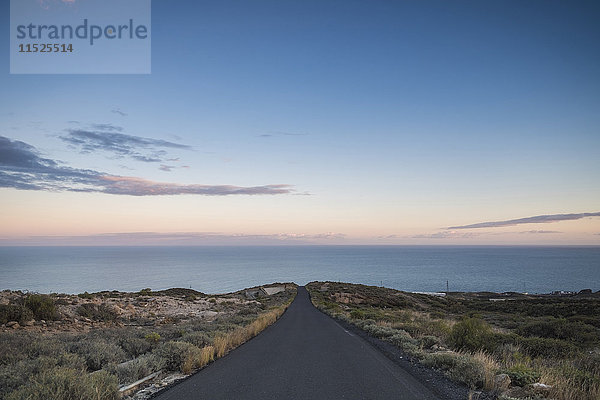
[1,0,599,245]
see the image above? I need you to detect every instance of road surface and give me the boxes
[154,286,440,400]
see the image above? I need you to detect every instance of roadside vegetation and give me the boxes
[307,282,600,400]
[0,284,296,400]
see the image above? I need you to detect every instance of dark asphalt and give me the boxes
[153,287,441,400]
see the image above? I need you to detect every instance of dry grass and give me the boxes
[539,359,600,400]
[471,350,499,391]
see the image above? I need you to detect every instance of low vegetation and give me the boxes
[307,281,600,400]
[0,284,296,400]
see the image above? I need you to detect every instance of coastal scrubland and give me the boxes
[307,282,600,400]
[0,284,296,400]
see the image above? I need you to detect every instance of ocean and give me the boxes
[0,246,598,294]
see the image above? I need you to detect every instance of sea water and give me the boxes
[0,246,598,294]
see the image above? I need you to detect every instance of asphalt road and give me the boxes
[153,286,441,400]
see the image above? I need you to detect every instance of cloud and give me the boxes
[59,128,192,163]
[111,108,127,116]
[411,231,481,239]
[0,135,293,196]
[519,230,562,234]
[448,212,600,230]
[258,130,308,138]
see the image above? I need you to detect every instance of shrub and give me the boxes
[119,336,152,358]
[503,364,541,386]
[182,331,211,348]
[350,309,366,319]
[0,304,33,324]
[139,288,152,296]
[106,353,161,384]
[519,336,579,358]
[77,304,117,322]
[448,318,493,352]
[24,294,58,321]
[5,367,118,400]
[363,324,399,338]
[423,352,486,388]
[153,341,201,372]
[419,335,441,349]
[70,338,126,371]
[517,318,598,346]
[145,332,161,344]
[77,292,94,300]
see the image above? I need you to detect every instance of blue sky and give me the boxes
[1,0,599,245]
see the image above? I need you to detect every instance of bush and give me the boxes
[153,341,201,372]
[106,353,161,384]
[517,318,598,346]
[363,324,399,338]
[419,335,441,349]
[145,332,161,344]
[5,367,118,400]
[70,339,125,371]
[503,364,541,386]
[0,304,33,324]
[182,331,212,348]
[423,352,485,388]
[519,336,579,358]
[119,336,152,358]
[448,318,493,352]
[77,304,117,322]
[350,309,366,319]
[24,294,58,321]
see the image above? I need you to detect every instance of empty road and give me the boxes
[154,286,440,400]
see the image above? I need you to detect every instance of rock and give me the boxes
[6,321,19,329]
[494,373,511,391]
[529,382,552,396]
[24,319,35,326]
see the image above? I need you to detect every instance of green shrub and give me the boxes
[153,341,200,372]
[503,364,541,386]
[145,332,161,344]
[24,294,58,321]
[519,336,579,358]
[182,331,212,348]
[517,318,598,346]
[448,318,493,352]
[77,292,94,299]
[77,304,117,322]
[106,353,161,384]
[118,336,152,358]
[139,288,152,296]
[5,367,118,400]
[363,324,399,338]
[350,309,366,319]
[70,339,125,371]
[423,352,485,388]
[419,335,441,349]
[0,304,33,324]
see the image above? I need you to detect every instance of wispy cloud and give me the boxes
[411,231,481,239]
[519,230,562,234]
[0,135,293,196]
[111,108,127,117]
[448,212,600,230]
[59,127,192,163]
[259,130,308,138]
